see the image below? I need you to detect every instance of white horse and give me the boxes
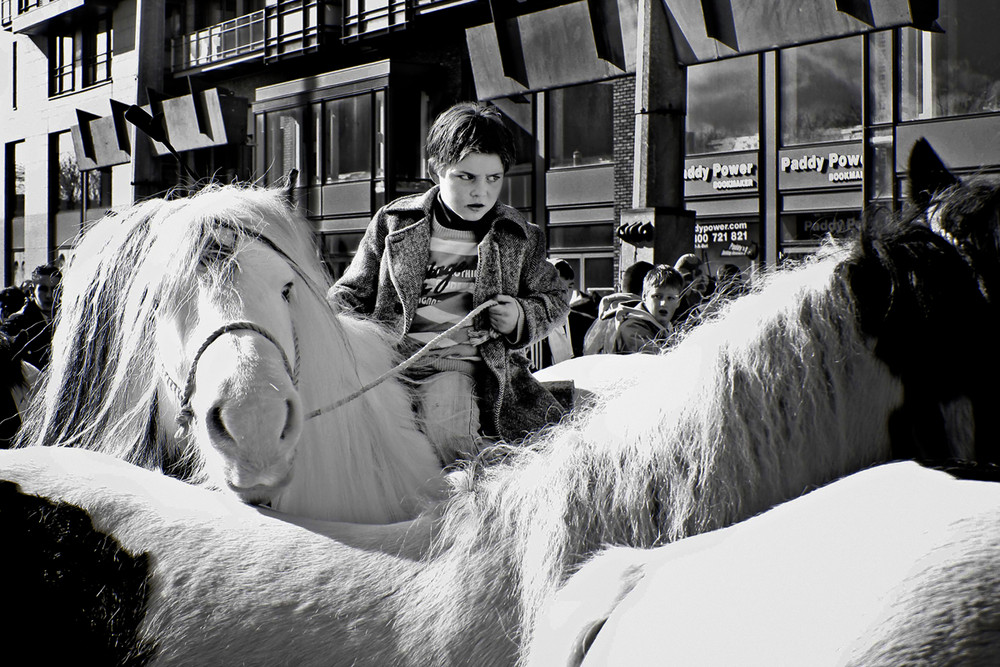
[527,460,1000,667]
[16,185,445,523]
[6,141,1000,664]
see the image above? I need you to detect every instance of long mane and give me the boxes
[417,212,999,654]
[18,185,441,522]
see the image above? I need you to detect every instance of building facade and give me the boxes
[2,0,998,294]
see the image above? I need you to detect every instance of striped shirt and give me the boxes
[409,216,479,349]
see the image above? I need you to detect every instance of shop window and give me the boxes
[321,231,364,280]
[322,94,374,182]
[49,34,75,96]
[780,37,862,145]
[547,82,613,168]
[264,107,304,186]
[900,1,1000,120]
[82,16,112,88]
[83,168,112,232]
[687,56,759,154]
[53,132,83,250]
[779,210,862,261]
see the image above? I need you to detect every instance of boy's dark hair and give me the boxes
[32,263,62,282]
[0,286,25,316]
[552,259,574,281]
[426,102,516,175]
[622,260,654,295]
[642,264,684,295]
[674,253,703,276]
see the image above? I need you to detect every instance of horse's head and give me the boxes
[150,186,334,504]
[908,138,1000,304]
[25,185,335,506]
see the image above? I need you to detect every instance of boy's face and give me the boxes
[643,285,681,327]
[436,152,505,222]
[33,274,58,316]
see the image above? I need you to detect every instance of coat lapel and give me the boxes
[385,217,431,326]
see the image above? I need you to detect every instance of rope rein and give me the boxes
[304,298,500,420]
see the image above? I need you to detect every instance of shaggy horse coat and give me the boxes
[3,141,1000,665]
[527,461,1000,667]
[15,186,445,523]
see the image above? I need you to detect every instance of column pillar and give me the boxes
[619,0,694,277]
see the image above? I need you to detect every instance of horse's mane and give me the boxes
[15,186,349,471]
[415,207,999,652]
[19,183,441,521]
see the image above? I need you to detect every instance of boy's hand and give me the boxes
[488,294,521,336]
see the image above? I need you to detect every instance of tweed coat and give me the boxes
[329,186,570,441]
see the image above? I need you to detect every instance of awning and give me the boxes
[70,100,132,171]
[467,0,939,99]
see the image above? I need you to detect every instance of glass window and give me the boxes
[11,42,16,109]
[321,231,364,281]
[900,1,1000,120]
[324,94,372,182]
[84,168,112,231]
[868,30,893,125]
[548,82,613,168]
[6,141,26,285]
[264,108,303,186]
[547,223,614,250]
[780,37,862,145]
[50,34,75,96]
[53,131,82,250]
[869,128,894,202]
[686,56,759,154]
[492,96,535,212]
[83,16,112,88]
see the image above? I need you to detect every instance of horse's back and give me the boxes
[534,354,652,405]
[529,461,1000,667]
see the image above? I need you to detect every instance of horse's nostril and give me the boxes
[208,405,232,441]
[280,399,298,441]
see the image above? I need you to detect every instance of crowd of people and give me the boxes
[543,253,748,360]
[0,263,60,448]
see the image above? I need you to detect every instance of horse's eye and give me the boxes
[282,282,294,301]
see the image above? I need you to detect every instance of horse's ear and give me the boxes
[907,138,959,210]
[280,169,299,208]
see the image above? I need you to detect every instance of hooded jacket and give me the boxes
[329,186,570,441]
[611,301,672,354]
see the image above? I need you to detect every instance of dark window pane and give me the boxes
[325,94,372,182]
[547,223,614,250]
[548,82,613,168]
[265,109,304,186]
[321,231,364,280]
[900,1,1000,120]
[687,56,759,154]
[54,131,82,248]
[780,37,862,145]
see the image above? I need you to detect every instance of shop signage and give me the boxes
[684,160,758,191]
[780,151,864,183]
[694,220,756,258]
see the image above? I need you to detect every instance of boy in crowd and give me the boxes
[329,102,569,463]
[609,264,684,354]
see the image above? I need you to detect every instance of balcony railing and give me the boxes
[171,1,339,73]
[171,10,265,72]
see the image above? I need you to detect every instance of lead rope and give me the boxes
[305,298,500,420]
